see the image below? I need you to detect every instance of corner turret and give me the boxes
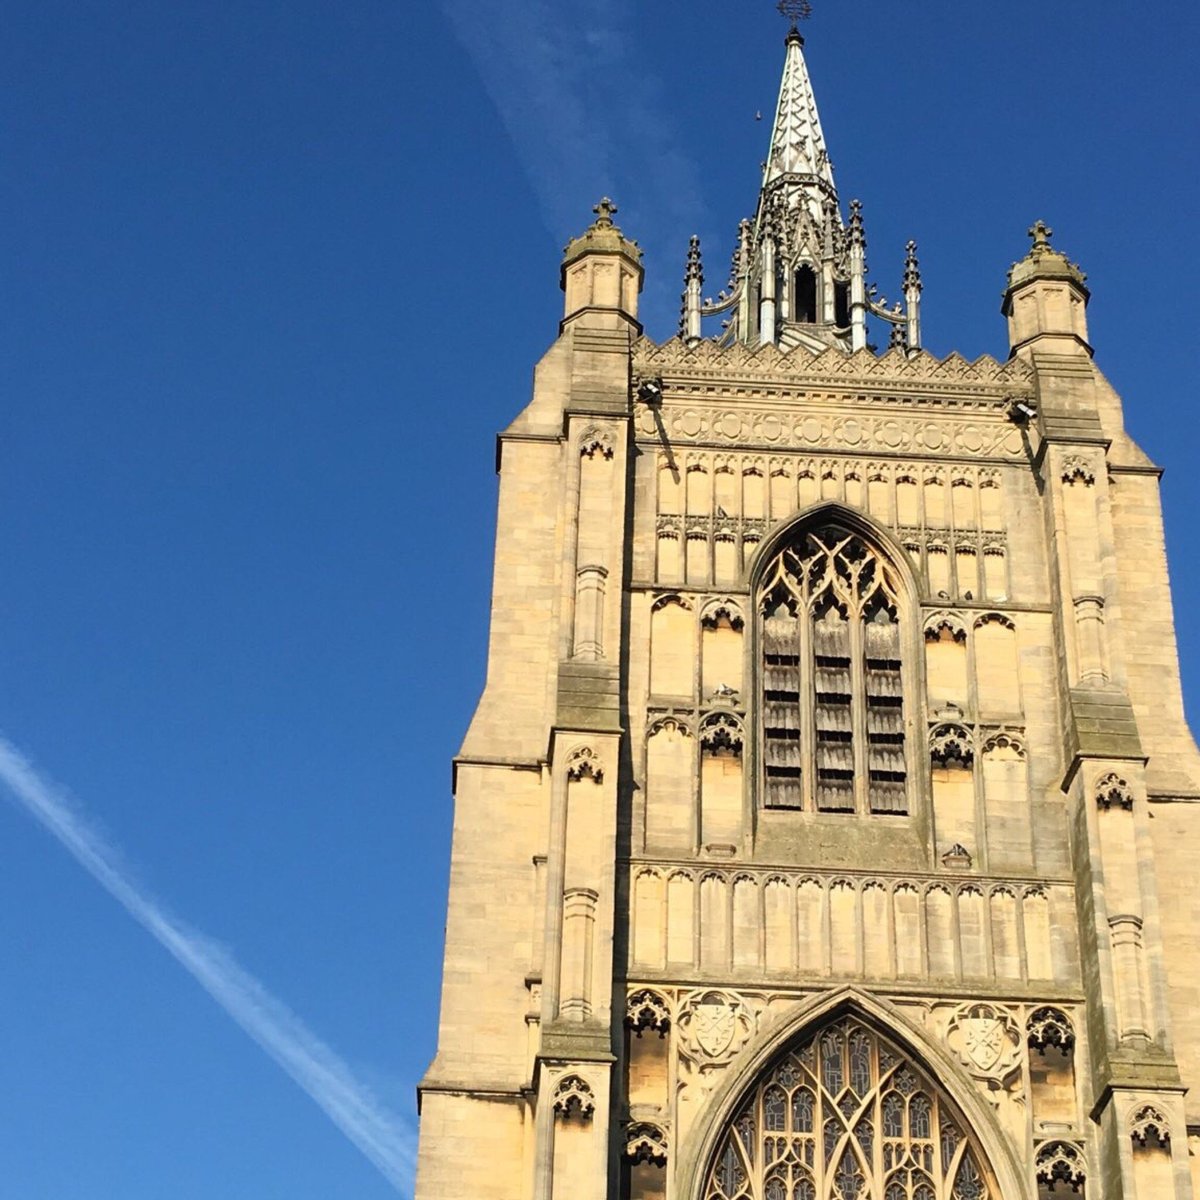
[1002,220,1091,359]
[561,197,644,332]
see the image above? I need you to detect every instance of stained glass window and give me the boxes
[705,1019,993,1200]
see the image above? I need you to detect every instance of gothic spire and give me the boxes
[761,21,836,206]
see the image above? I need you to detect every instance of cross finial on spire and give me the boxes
[1028,220,1053,251]
[593,197,618,228]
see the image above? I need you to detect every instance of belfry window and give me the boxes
[759,525,907,814]
[795,266,818,324]
[705,1018,995,1200]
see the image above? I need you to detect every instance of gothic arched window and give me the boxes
[705,1019,994,1200]
[759,524,908,814]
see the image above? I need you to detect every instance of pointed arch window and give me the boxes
[759,524,908,814]
[705,1018,996,1200]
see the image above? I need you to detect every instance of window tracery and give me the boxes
[1026,1008,1075,1053]
[626,988,671,1036]
[1130,1104,1169,1148]
[1034,1141,1085,1194]
[759,525,907,815]
[553,1074,595,1120]
[703,714,746,756]
[704,1019,994,1200]
[626,1122,669,1165]
[1095,772,1133,811]
[566,746,604,783]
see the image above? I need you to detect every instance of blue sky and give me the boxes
[2,1,1198,1196]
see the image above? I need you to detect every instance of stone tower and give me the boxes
[416,19,1200,1200]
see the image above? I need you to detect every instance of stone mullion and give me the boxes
[800,596,816,813]
[850,605,869,815]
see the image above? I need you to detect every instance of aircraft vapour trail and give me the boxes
[0,736,416,1196]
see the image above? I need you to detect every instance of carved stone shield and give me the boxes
[946,1002,1021,1079]
[694,998,736,1058]
[961,1017,1005,1073]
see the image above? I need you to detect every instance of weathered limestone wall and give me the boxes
[420,304,1200,1200]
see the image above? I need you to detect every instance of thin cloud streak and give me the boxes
[0,737,416,1197]
[440,0,713,330]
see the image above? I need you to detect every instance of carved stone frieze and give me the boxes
[634,337,1034,390]
[636,404,1026,459]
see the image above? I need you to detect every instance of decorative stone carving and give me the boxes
[946,1002,1022,1079]
[634,336,1034,387]
[647,715,693,739]
[701,599,745,630]
[677,990,755,1065]
[700,713,744,756]
[565,746,604,783]
[1096,771,1133,811]
[626,988,671,1036]
[930,724,974,767]
[982,731,1025,758]
[636,404,1028,459]
[625,1122,669,1165]
[925,612,967,642]
[553,1074,595,1120]
[1027,1007,1075,1054]
[974,611,1015,631]
[1060,454,1096,485]
[1034,1141,1086,1191]
[1130,1103,1170,1147]
[651,592,692,612]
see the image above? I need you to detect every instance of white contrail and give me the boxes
[440,0,713,328]
[0,737,416,1196]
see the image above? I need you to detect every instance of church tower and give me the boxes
[416,13,1200,1200]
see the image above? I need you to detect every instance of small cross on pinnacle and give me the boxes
[593,197,618,228]
[1028,220,1053,251]
[777,0,813,30]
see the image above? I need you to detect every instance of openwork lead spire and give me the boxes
[762,14,835,201]
[682,9,922,354]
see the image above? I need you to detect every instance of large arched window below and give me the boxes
[759,524,908,814]
[704,1018,994,1200]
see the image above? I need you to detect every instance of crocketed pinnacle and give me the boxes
[762,25,836,198]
